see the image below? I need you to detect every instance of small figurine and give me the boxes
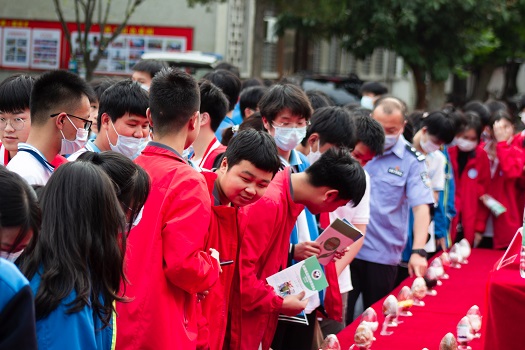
[457,316,474,350]
[439,332,458,350]
[411,277,427,306]
[397,286,414,317]
[424,266,439,296]
[430,258,445,285]
[440,252,451,279]
[380,295,398,336]
[449,243,464,269]
[458,238,471,264]
[466,305,482,338]
[350,323,376,349]
[360,307,379,332]
[319,334,341,350]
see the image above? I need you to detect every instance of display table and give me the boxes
[337,249,503,350]
[482,236,525,349]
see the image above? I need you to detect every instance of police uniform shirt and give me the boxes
[357,135,434,266]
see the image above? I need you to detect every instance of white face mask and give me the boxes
[107,122,147,159]
[361,96,374,110]
[384,134,399,150]
[420,132,441,154]
[0,249,23,263]
[306,139,322,164]
[520,112,525,125]
[273,126,307,152]
[60,116,88,155]
[456,138,477,152]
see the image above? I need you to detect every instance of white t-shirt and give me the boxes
[0,143,7,166]
[328,170,371,293]
[7,143,53,186]
[426,150,446,191]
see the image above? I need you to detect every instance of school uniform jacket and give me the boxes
[116,142,220,350]
[448,145,491,246]
[229,168,304,350]
[198,171,239,350]
[485,141,525,249]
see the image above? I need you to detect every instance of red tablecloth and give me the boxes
[482,238,525,349]
[337,249,503,350]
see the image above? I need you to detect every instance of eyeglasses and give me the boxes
[0,117,25,131]
[272,120,310,128]
[50,113,92,131]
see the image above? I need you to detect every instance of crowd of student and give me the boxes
[0,59,524,350]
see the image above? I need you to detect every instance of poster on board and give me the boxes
[31,29,61,69]
[2,27,30,67]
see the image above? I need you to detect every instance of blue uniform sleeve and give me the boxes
[406,157,434,208]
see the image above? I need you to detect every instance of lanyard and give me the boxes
[18,147,55,173]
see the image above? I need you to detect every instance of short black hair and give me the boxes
[30,70,94,126]
[239,86,267,119]
[132,60,168,79]
[221,112,265,147]
[419,108,464,144]
[203,69,241,112]
[214,62,241,78]
[89,78,116,102]
[463,100,491,127]
[301,106,356,149]
[360,81,388,96]
[97,80,149,127]
[149,68,200,136]
[305,148,366,205]
[0,74,35,114]
[258,84,313,124]
[351,113,385,156]
[489,109,513,128]
[306,90,335,110]
[373,96,407,119]
[199,79,229,132]
[223,129,280,176]
[241,77,264,90]
[486,100,508,116]
[460,111,483,141]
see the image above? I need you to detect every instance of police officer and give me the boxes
[346,97,434,323]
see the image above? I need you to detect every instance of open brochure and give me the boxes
[315,218,364,265]
[267,256,329,325]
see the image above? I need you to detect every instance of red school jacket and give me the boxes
[448,145,491,245]
[485,141,525,249]
[197,171,239,350]
[228,168,304,350]
[116,143,220,350]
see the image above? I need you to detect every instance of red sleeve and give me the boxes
[162,175,220,294]
[496,142,525,179]
[475,150,491,233]
[237,199,284,315]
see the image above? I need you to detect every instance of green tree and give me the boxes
[53,0,145,81]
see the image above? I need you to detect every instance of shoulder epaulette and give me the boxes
[405,144,426,162]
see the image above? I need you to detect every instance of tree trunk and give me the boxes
[251,0,266,78]
[428,80,446,111]
[450,73,467,107]
[503,61,520,99]
[411,64,427,110]
[470,63,496,101]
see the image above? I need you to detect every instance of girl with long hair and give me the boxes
[20,161,130,349]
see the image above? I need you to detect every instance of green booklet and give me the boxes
[266,256,328,300]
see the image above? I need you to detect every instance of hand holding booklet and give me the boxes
[315,218,364,265]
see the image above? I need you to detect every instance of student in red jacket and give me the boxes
[199,129,281,350]
[229,148,367,350]
[481,110,525,249]
[116,68,221,350]
[448,111,491,246]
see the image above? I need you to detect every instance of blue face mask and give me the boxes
[384,134,399,150]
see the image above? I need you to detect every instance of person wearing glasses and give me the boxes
[7,70,93,185]
[68,80,150,161]
[0,75,34,166]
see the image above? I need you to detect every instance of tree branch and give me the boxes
[52,0,72,54]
